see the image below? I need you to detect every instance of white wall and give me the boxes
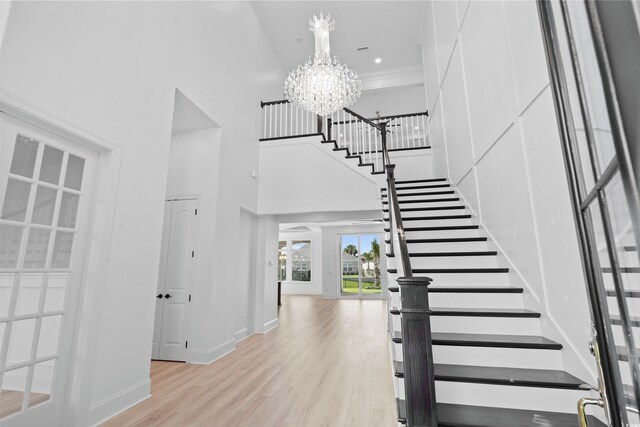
[351,84,427,118]
[254,215,279,334]
[258,137,382,215]
[419,0,596,383]
[278,229,323,295]
[236,210,258,341]
[0,2,284,424]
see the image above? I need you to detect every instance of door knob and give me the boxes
[164,293,172,299]
[157,293,163,299]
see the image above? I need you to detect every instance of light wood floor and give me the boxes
[103,295,396,427]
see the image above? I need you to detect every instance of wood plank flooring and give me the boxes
[103,295,396,427]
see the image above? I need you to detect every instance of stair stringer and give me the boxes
[452,181,600,391]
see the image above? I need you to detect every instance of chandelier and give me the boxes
[283,12,362,117]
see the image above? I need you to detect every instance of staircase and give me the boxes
[384,177,606,426]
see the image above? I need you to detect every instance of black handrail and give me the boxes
[343,107,382,131]
[260,99,289,108]
[373,111,429,121]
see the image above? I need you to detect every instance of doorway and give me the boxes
[151,198,197,362]
[339,233,383,297]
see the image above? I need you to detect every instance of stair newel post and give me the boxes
[327,117,332,141]
[398,276,438,427]
[316,114,323,134]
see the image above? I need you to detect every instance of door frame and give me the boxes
[0,92,122,427]
[537,1,640,424]
[161,193,200,364]
[337,233,386,300]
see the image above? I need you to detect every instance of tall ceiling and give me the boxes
[254,1,426,78]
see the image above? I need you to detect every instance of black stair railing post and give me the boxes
[327,117,332,141]
[398,276,438,427]
[316,114,323,134]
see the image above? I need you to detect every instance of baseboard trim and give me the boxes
[190,338,236,365]
[235,327,255,342]
[88,378,151,427]
[261,318,279,333]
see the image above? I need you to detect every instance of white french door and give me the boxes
[151,198,196,362]
[339,233,384,298]
[0,114,97,425]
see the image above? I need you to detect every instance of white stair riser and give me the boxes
[620,251,640,268]
[393,342,403,361]
[606,295,640,317]
[612,324,640,344]
[395,377,405,400]
[429,292,524,308]
[387,217,475,227]
[388,229,481,239]
[406,255,499,269]
[384,200,462,209]
[433,345,563,370]
[403,241,490,252]
[434,382,594,413]
[389,292,401,307]
[409,272,510,287]
[387,208,467,218]
[383,192,458,202]
[430,316,540,335]
[387,272,511,287]
[603,272,640,290]
[619,360,635,385]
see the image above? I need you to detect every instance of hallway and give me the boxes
[104,296,396,427]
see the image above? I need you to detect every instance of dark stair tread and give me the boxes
[432,332,563,350]
[396,398,407,423]
[616,345,640,362]
[431,308,540,318]
[381,183,451,191]
[387,268,509,274]
[435,402,607,426]
[624,245,638,251]
[386,251,497,257]
[384,237,488,244]
[396,400,606,426]
[606,289,640,298]
[382,205,466,213]
[390,307,400,315]
[392,331,402,343]
[429,286,524,293]
[433,364,588,389]
[381,190,455,197]
[394,178,447,184]
[382,197,460,204]
[384,225,478,232]
[394,361,404,378]
[602,267,640,273]
[384,215,472,221]
[389,286,399,292]
[611,314,640,327]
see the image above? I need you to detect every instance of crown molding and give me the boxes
[359,65,424,91]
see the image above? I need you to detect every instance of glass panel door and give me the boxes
[0,115,97,426]
[340,234,382,297]
[539,1,640,423]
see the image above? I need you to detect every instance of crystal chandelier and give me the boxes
[283,12,362,117]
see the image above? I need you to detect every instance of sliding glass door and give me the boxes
[339,234,382,297]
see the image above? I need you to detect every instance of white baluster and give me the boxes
[263,105,267,139]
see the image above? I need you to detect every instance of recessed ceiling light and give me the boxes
[375,57,382,64]
[414,126,419,130]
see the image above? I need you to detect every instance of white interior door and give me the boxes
[151,201,171,359]
[152,199,196,362]
[0,114,98,426]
